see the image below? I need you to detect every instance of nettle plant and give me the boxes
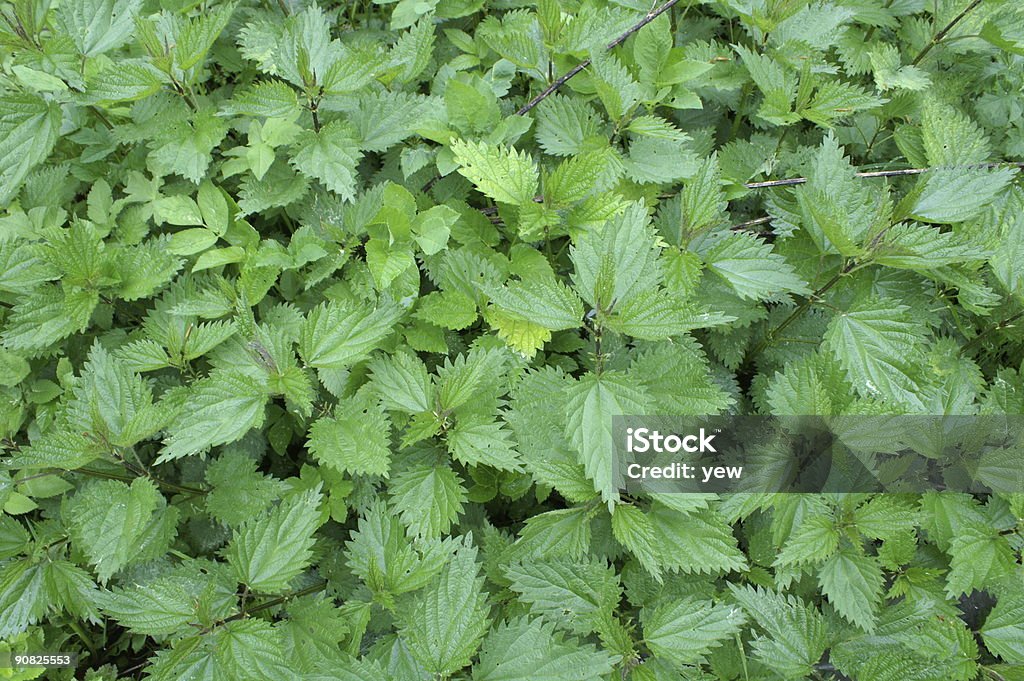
[1,0,1023,678]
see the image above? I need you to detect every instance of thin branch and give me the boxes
[12,470,65,485]
[515,0,683,115]
[246,580,329,614]
[742,161,1024,190]
[75,466,208,496]
[731,215,772,231]
[963,310,1024,352]
[750,260,856,357]
[911,0,984,66]
[473,162,1024,217]
[192,579,330,638]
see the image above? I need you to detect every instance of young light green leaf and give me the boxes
[451,139,539,206]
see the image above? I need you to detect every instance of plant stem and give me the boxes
[751,261,853,356]
[76,467,208,496]
[516,0,683,115]
[244,580,329,616]
[911,0,984,66]
[743,161,1024,189]
[963,310,1024,352]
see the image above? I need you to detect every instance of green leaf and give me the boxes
[44,559,101,622]
[8,430,105,470]
[413,205,458,255]
[680,153,727,235]
[869,45,931,92]
[818,548,883,632]
[2,287,98,355]
[545,150,613,205]
[436,347,509,412]
[223,80,301,118]
[481,276,584,331]
[981,592,1024,663]
[473,617,617,681]
[945,525,1016,598]
[400,539,490,676]
[611,504,663,582]
[872,222,990,270]
[174,3,236,71]
[99,568,233,636]
[505,557,620,635]
[415,290,478,330]
[564,372,648,506]
[907,167,1017,224]
[169,227,219,256]
[299,298,403,370]
[0,560,47,637]
[307,396,392,477]
[534,95,603,157]
[0,93,61,205]
[980,7,1024,55]
[451,139,539,205]
[824,297,927,408]
[389,464,466,538]
[631,341,734,415]
[649,505,747,575]
[513,507,593,561]
[735,44,797,125]
[71,340,166,447]
[447,417,523,471]
[159,370,268,462]
[0,348,31,387]
[84,59,165,103]
[368,351,434,413]
[921,101,991,167]
[641,597,747,665]
[623,136,697,184]
[729,584,828,680]
[570,201,661,311]
[603,289,733,339]
[65,478,164,582]
[290,121,363,202]
[774,514,839,567]
[225,486,323,593]
[149,109,229,184]
[205,451,286,527]
[703,232,811,300]
[57,0,142,57]
[197,181,230,235]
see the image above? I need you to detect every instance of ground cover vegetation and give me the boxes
[0,0,1023,678]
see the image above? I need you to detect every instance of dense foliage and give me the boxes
[1,0,1023,678]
